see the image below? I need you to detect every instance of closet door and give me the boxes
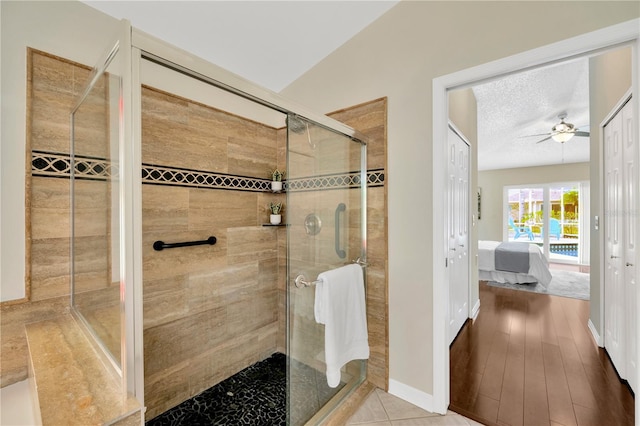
[447,126,470,345]
[604,105,625,378]
[603,97,636,392]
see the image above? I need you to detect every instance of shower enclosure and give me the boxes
[69,21,367,425]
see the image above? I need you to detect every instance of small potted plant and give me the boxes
[270,168,285,192]
[269,201,283,225]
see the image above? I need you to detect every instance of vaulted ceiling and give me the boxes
[83,1,590,172]
[83,1,399,92]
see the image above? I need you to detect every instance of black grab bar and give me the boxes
[153,236,217,251]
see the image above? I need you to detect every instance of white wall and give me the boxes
[0,1,118,301]
[478,162,590,242]
[281,1,639,397]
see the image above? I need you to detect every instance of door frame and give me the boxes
[432,19,640,416]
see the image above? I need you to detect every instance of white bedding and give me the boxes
[478,240,552,287]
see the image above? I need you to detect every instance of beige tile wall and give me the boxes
[140,86,282,418]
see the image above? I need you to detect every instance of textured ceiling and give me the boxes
[473,58,590,171]
[83,0,399,92]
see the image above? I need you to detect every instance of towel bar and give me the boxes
[294,274,321,288]
[294,258,368,288]
[353,257,368,267]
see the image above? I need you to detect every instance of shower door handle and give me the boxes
[335,203,346,259]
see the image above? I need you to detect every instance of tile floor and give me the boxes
[2,365,481,426]
[347,388,483,426]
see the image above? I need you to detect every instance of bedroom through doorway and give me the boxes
[434,17,640,423]
[445,39,635,424]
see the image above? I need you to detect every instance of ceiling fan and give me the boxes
[522,112,590,144]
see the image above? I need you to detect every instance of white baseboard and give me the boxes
[470,299,480,320]
[388,379,434,413]
[588,319,603,347]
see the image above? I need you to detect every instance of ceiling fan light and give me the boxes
[552,121,574,133]
[552,131,575,143]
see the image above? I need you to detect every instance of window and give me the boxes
[505,182,589,265]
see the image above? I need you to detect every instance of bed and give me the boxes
[478,240,552,286]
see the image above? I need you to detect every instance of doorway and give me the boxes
[431,19,639,418]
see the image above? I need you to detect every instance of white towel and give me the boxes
[314,263,369,388]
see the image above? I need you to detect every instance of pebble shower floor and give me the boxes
[146,353,286,425]
[145,353,344,426]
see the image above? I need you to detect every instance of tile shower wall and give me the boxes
[140,86,283,418]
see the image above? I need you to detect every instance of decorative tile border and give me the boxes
[286,169,384,192]
[31,151,385,191]
[368,169,385,187]
[32,150,114,180]
[142,164,271,192]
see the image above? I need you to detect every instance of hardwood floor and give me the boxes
[450,282,634,426]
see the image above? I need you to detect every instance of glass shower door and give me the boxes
[286,115,367,425]
[70,20,139,397]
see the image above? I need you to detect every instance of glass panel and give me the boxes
[548,185,580,262]
[507,184,582,264]
[286,115,366,425]
[507,187,542,243]
[71,45,123,370]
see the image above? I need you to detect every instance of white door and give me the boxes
[621,100,636,392]
[603,100,629,383]
[448,126,470,345]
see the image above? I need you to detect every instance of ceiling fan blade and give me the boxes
[519,132,552,138]
[535,136,553,144]
[574,131,590,137]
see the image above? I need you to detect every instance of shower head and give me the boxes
[288,115,316,149]
[288,115,307,134]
